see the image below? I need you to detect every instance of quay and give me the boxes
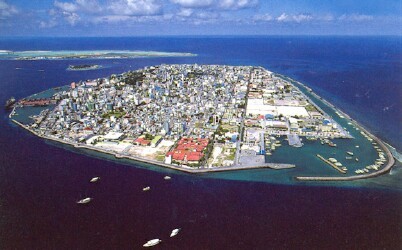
[316,154,346,174]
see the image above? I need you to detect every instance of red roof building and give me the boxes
[166,137,209,164]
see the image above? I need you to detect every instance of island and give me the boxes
[9,64,395,180]
[67,64,102,71]
[0,50,196,60]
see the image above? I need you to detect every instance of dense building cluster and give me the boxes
[24,64,349,168]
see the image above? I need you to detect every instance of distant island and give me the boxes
[0,50,196,60]
[9,64,395,180]
[67,64,102,71]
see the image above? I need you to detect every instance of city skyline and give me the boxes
[0,0,401,36]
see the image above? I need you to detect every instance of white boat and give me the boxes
[77,197,92,204]
[143,186,151,191]
[90,177,100,183]
[143,239,161,247]
[346,151,354,156]
[164,176,171,180]
[170,228,181,237]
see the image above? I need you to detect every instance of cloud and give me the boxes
[0,0,18,19]
[109,0,162,16]
[171,0,257,10]
[63,11,80,25]
[54,1,78,12]
[338,14,373,22]
[177,8,194,17]
[39,19,58,28]
[171,0,214,8]
[277,13,312,23]
[253,13,273,22]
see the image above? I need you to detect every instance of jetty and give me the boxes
[316,154,346,174]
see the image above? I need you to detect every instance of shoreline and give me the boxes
[11,119,295,174]
[9,69,396,181]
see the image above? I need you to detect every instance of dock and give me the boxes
[316,154,346,174]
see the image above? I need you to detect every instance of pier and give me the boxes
[316,154,346,174]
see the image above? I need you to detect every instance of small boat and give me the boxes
[90,177,100,183]
[328,141,337,147]
[143,239,161,247]
[346,151,354,156]
[345,156,353,160]
[355,145,360,148]
[164,176,171,180]
[143,186,150,191]
[170,228,181,237]
[355,158,359,162]
[77,197,92,204]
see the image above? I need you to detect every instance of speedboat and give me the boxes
[77,197,92,204]
[164,176,171,180]
[90,177,100,183]
[143,186,151,191]
[143,239,161,247]
[170,228,181,237]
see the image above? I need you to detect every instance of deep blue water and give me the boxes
[0,36,401,249]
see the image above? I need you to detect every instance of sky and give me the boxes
[0,0,401,36]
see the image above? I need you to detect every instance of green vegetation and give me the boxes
[102,111,126,119]
[144,133,154,140]
[125,71,145,85]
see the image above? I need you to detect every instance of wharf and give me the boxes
[316,154,346,174]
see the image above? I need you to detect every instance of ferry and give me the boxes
[164,176,171,180]
[77,197,92,204]
[143,186,151,191]
[170,228,181,237]
[143,239,161,247]
[90,177,100,183]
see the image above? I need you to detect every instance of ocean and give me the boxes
[0,36,401,249]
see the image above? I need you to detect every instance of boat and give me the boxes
[346,151,354,156]
[90,177,100,183]
[77,197,92,204]
[170,228,181,237]
[143,239,161,247]
[164,176,171,180]
[355,158,359,162]
[5,97,16,109]
[143,186,150,191]
[345,156,353,160]
[328,141,337,147]
[355,145,360,148]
